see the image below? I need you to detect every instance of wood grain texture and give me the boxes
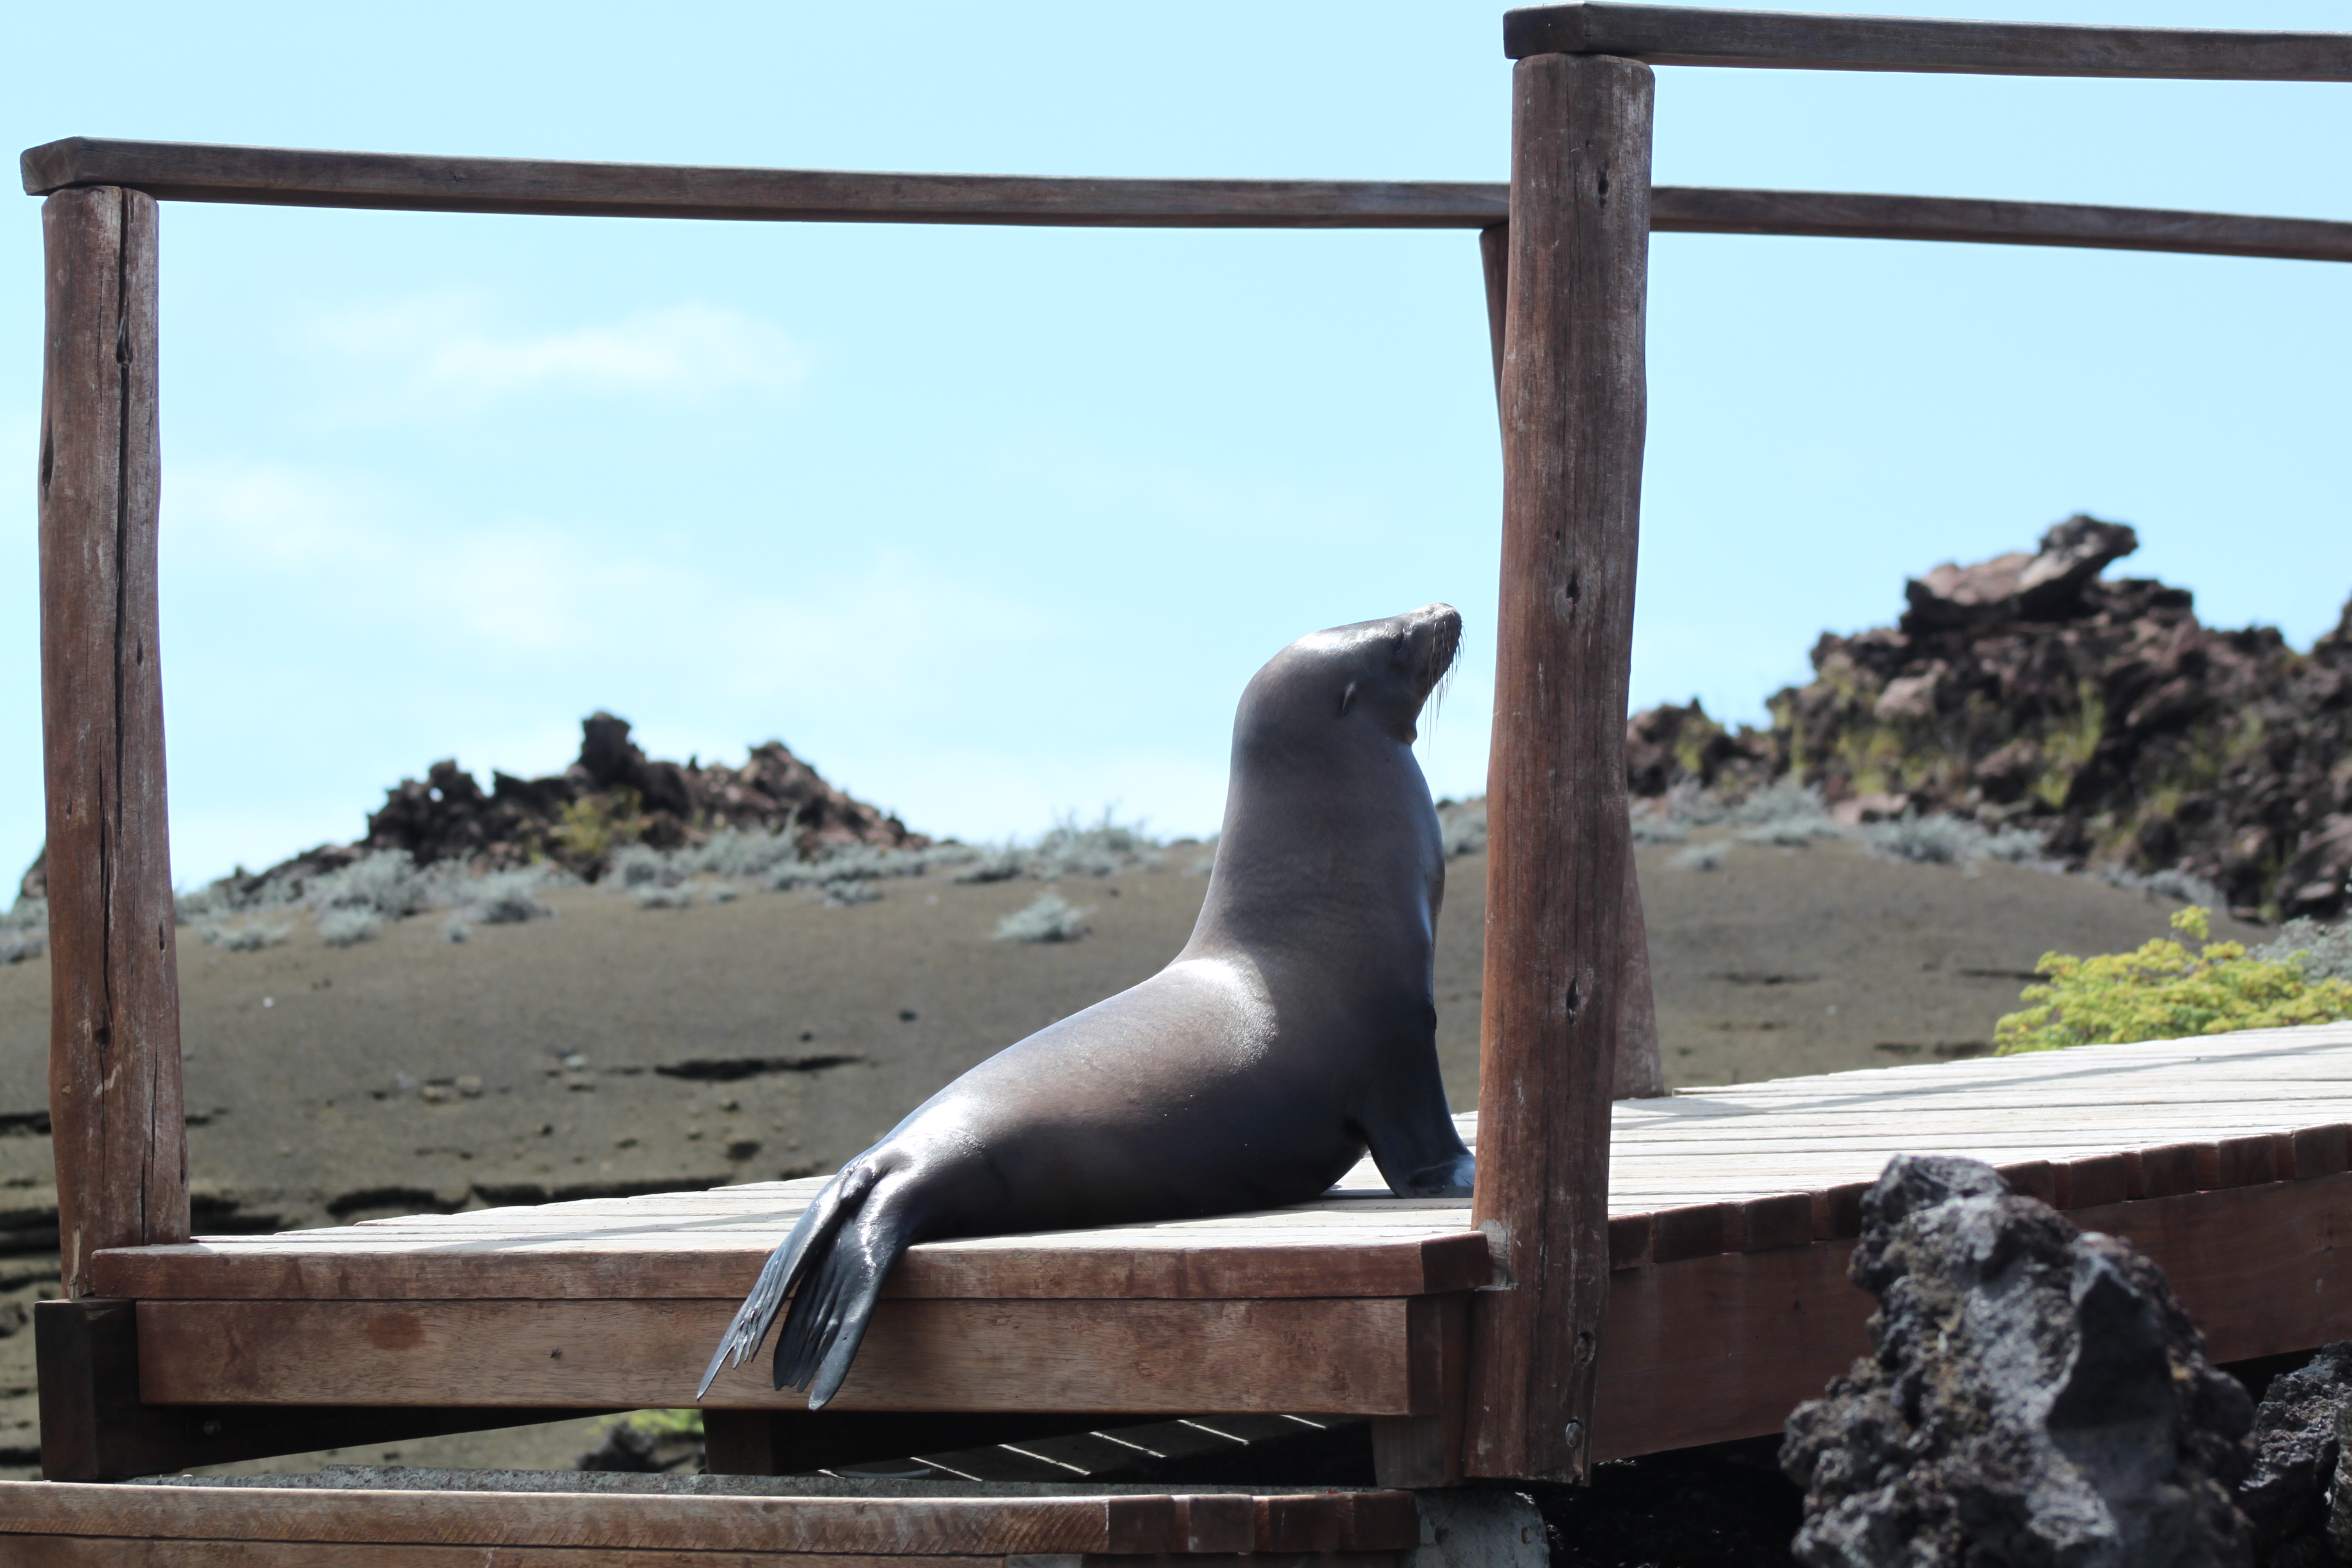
[0,1482,1264,1555]
[1648,186,2352,264]
[0,1545,1008,1568]
[25,141,2352,262]
[92,1228,1490,1301]
[1503,3,2352,80]
[38,186,187,1301]
[1368,1293,1470,1488]
[1470,52,1654,1485]
[0,1479,1417,1560]
[0,1545,1405,1568]
[33,1297,600,1482]
[137,1297,1428,1414]
[20,139,1507,229]
[1475,219,1664,1108]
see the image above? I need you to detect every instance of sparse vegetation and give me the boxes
[315,906,385,948]
[2254,917,2352,985]
[1437,799,1488,858]
[1025,811,1164,879]
[1729,781,1840,847]
[1,898,44,964]
[996,892,1093,943]
[1672,842,1729,872]
[458,868,559,925]
[2091,863,2225,909]
[1995,906,2352,1054]
[1863,812,2047,868]
[201,921,291,953]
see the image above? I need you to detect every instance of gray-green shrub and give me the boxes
[995,892,1092,943]
[316,906,384,947]
[2254,917,2352,984]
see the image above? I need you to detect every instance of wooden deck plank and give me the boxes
[0,1480,1418,1556]
[135,1297,1436,1415]
[88,1027,2352,1300]
[52,1027,2352,1466]
[95,1232,1490,1302]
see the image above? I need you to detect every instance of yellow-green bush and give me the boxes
[1995,907,2352,1054]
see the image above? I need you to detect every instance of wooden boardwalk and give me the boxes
[65,1024,2352,1469]
[0,1479,1426,1565]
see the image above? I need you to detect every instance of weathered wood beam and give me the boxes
[1471,51,1652,1485]
[0,1480,1418,1557]
[39,186,188,1299]
[134,1296,1438,1414]
[24,141,2352,263]
[1474,223,1665,1106]
[34,1298,602,1482]
[18,138,1508,228]
[1648,186,2352,265]
[1505,2,2352,80]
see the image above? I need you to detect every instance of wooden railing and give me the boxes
[22,0,2352,1486]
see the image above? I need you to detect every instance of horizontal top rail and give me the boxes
[19,138,1509,229]
[22,139,2352,265]
[1504,2,2352,80]
[1650,186,2352,263]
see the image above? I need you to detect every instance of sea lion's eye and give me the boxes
[1337,682,1358,717]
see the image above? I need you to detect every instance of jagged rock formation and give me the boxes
[356,712,925,879]
[191,713,919,896]
[1625,519,2352,920]
[1781,1153,2255,1568]
[2238,1343,2352,1567]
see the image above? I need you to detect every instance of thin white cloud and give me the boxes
[164,461,1050,685]
[301,294,809,420]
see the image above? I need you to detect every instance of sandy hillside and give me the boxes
[0,834,2253,1475]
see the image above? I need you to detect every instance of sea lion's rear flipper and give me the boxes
[696,1162,879,1401]
[768,1188,917,1408]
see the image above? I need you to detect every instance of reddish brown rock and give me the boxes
[1626,519,2352,921]
[353,712,926,880]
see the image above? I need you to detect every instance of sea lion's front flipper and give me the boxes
[697,1162,878,1400]
[1358,1032,1476,1198]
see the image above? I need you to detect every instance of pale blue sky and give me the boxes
[7,2,2349,886]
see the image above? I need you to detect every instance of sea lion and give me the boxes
[700,603,1476,1407]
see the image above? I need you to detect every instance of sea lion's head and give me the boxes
[1243,603,1462,747]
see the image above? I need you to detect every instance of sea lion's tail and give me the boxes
[697,1162,893,1406]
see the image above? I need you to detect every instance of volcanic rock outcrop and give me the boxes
[191,713,924,896]
[1625,519,2352,919]
[357,712,925,880]
[2237,1343,2352,1567]
[1781,1154,2255,1568]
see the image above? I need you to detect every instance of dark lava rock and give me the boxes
[1625,519,2352,920]
[1901,516,2142,633]
[1781,1154,2255,1567]
[355,711,926,879]
[2238,1343,2352,1567]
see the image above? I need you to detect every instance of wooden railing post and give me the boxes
[1477,224,1666,1106]
[1469,52,1654,1482]
[39,186,189,1297]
